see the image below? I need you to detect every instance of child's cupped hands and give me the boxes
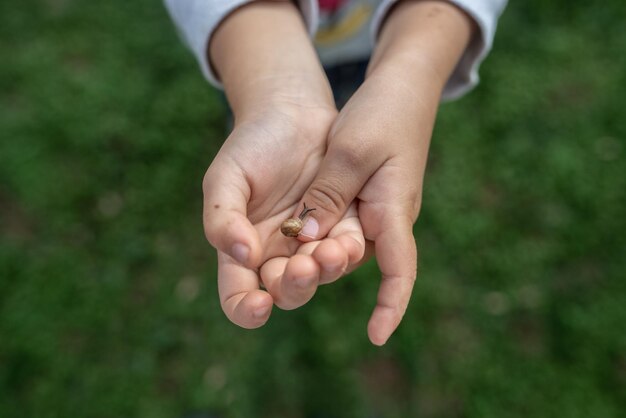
[204,0,472,344]
[203,99,369,330]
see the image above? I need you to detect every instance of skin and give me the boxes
[204,0,474,344]
[205,1,366,328]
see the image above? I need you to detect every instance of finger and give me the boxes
[344,239,375,275]
[258,256,289,290]
[260,254,320,310]
[217,251,273,329]
[327,202,366,268]
[293,236,365,284]
[295,140,381,241]
[299,203,366,284]
[364,212,417,346]
[203,160,261,269]
[311,238,348,284]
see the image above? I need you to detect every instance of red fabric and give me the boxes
[318,0,346,12]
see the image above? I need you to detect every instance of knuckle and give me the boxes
[378,297,406,324]
[331,140,375,172]
[393,186,422,223]
[331,144,365,171]
[308,177,348,214]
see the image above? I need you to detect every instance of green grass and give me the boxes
[1,0,625,417]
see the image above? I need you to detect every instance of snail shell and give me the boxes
[280,218,303,237]
[280,203,315,238]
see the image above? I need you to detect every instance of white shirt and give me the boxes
[164,0,507,100]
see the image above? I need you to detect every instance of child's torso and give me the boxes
[315,0,380,65]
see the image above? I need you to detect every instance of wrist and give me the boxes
[367,0,475,95]
[210,1,334,119]
[230,72,336,123]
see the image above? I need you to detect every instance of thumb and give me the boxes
[295,144,379,241]
[202,162,261,269]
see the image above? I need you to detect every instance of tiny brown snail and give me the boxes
[280,203,316,237]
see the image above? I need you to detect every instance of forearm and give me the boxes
[367,0,475,101]
[210,1,334,119]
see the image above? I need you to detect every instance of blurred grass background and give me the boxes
[1,0,625,417]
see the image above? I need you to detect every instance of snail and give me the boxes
[280,203,316,237]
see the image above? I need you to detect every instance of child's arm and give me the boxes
[209,1,331,120]
[198,1,367,329]
[294,0,475,345]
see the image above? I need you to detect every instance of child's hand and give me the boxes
[292,1,475,345]
[202,1,366,329]
[203,102,366,329]
[294,68,429,346]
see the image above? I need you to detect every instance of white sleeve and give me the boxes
[163,0,319,88]
[371,0,508,101]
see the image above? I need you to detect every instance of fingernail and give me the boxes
[300,217,319,239]
[253,305,270,318]
[231,243,249,265]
